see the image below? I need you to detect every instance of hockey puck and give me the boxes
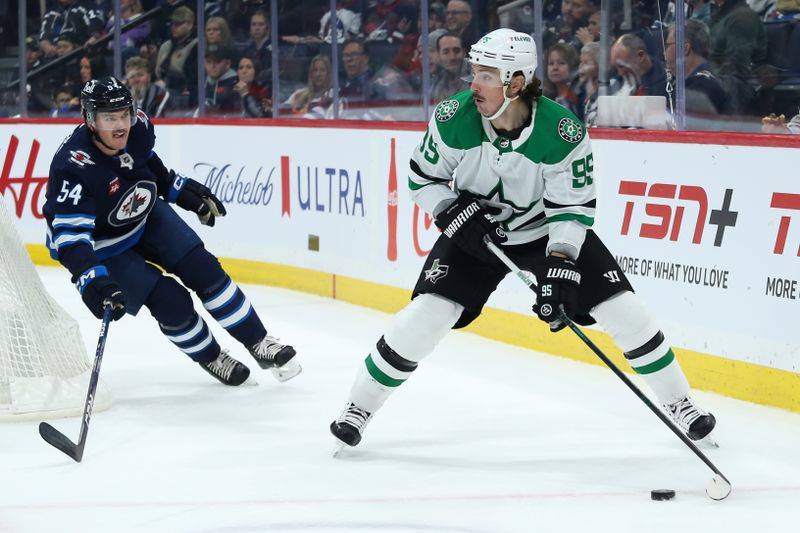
[651,489,676,501]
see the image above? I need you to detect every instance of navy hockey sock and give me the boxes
[146,277,220,363]
[200,276,266,348]
[160,312,221,363]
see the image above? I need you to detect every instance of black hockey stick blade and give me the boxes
[38,422,84,462]
[38,306,113,463]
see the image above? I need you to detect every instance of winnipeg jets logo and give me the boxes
[68,150,95,167]
[119,152,134,170]
[603,270,621,283]
[424,258,449,284]
[109,181,156,227]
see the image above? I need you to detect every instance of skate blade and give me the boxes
[332,439,347,458]
[271,360,302,382]
[242,375,259,387]
[698,434,719,448]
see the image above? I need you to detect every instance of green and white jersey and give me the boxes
[409,91,595,254]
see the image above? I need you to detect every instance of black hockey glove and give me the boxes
[533,255,581,332]
[434,195,507,261]
[75,266,126,321]
[170,171,226,227]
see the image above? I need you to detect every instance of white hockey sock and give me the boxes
[347,294,463,413]
[591,291,689,405]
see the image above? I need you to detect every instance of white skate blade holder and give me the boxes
[271,359,302,382]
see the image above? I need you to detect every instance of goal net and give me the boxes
[0,199,111,420]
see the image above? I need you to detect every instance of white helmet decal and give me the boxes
[468,28,538,84]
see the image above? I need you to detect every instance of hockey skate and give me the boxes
[249,335,301,382]
[199,349,250,386]
[664,396,717,445]
[330,402,373,455]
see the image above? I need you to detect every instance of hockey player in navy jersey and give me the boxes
[44,76,300,386]
[330,29,717,450]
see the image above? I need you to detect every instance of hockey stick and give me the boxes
[483,236,732,500]
[39,305,113,462]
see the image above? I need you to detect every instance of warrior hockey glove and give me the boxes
[434,195,507,261]
[75,266,126,321]
[170,171,226,226]
[533,255,581,332]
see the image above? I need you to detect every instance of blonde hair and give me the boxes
[205,16,232,47]
[292,55,333,111]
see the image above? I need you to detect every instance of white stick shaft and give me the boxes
[483,236,538,289]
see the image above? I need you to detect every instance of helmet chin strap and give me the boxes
[482,84,519,121]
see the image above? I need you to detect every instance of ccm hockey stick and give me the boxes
[483,236,732,500]
[39,305,113,462]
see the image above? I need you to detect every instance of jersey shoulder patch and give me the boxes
[527,97,588,164]
[434,99,460,122]
[433,91,483,150]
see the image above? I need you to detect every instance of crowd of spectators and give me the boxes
[5,0,798,130]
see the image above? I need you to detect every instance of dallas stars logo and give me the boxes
[435,100,459,122]
[424,258,449,284]
[558,117,583,143]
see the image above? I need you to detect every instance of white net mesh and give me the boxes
[0,199,111,420]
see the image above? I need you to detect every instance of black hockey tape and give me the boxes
[650,489,676,501]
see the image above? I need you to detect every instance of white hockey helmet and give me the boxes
[468,28,537,85]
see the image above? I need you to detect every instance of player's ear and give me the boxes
[509,74,525,97]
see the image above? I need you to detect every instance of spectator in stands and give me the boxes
[284,55,333,116]
[53,32,83,88]
[205,16,233,48]
[50,85,81,117]
[444,0,479,50]
[762,112,800,132]
[576,10,601,46]
[708,0,767,114]
[234,55,272,118]
[340,39,378,104]
[203,44,240,115]
[665,20,726,115]
[430,32,469,103]
[404,28,447,95]
[148,0,186,45]
[20,36,58,113]
[228,0,269,43]
[576,41,601,125]
[155,6,198,108]
[562,0,597,36]
[609,33,669,98]
[39,0,105,59]
[364,0,417,44]
[282,3,363,47]
[125,56,171,117]
[78,53,106,85]
[429,2,446,30]
[770,0,800,20]
[100,0,151,62]
[55,31,80,57]
[544,43,580,116]
[239,9,272,73]
[689,0,713,24]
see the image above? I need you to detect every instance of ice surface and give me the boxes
[1,267,798,532]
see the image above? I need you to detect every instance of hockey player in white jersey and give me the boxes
[330,29,716,449]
